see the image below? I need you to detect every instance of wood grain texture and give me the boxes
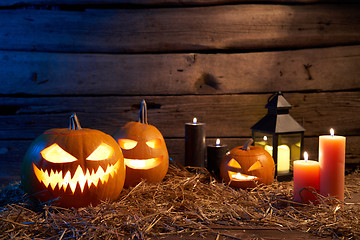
[1,45,359,95]
[1,92,359,139]
[0,4,359,53]
[1,136,359,185]
[0,0,356,7]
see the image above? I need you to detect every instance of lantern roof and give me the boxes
[251,114,305,134]
[251,92,305,134]
[265,92,292,110]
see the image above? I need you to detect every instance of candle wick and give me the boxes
[304,151,309,162]
[330,128,335,137]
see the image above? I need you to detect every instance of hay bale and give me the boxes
[1,165,359,239]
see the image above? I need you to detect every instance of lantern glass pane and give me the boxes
[253,131,273,149]
[277,133,302,174]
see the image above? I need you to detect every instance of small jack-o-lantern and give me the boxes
[113,100,169,187]
[21,113,125,208]
[220,139,275,189]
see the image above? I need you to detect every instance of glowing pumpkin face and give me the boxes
[118,130,165,170]
[220,139,275,189]
[21,114,125,208]
[113,100,169,187]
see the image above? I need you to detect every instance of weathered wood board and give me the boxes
[0,0,356,7]
[0,4,359,53]
[1,92,359,139]
[1,45,359,95]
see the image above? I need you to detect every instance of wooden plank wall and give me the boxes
[0,0,359,185]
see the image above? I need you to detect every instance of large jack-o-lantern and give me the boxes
[220,139,275,189]
[113,100,169,187]
[21,113,125,208]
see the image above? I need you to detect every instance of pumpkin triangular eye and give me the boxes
[248,160,262,171]
[146,139,161,149]
[228,158,241,169]
[118,139,137,150]
[87,143,114,161]
[41,143,77,163]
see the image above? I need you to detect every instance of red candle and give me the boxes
[293,152,320,203]
[319,128,346,201]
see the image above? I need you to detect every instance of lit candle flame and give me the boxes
[193,117,197,124]
[263,136,268,141]
[330,128,334,137]
[304,151,308,162]
[216,138,220,146]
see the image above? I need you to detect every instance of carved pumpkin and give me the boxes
[220,139,275,189]
[21,113,125,208]
[113,100,169,187]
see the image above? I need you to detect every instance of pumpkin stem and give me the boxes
[69,113,82,130]
[138,99,148,124]
[242,138,253,151]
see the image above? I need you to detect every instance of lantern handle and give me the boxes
[267,91,282,103]
[242,138,253,151]
[138,99,148,124]
[69,113,82,130]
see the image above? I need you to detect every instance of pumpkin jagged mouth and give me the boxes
[33,160,120,194]
[228,171,259,182]
[124,156,162,170]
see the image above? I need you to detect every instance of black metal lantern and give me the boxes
[251,92,305,181]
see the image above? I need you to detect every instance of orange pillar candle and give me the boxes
[293,152,320,203]
[319,128,346,201]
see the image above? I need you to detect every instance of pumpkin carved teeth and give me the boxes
[33,161,120,194]
[124,157,162,170]
[229,171,258,181]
